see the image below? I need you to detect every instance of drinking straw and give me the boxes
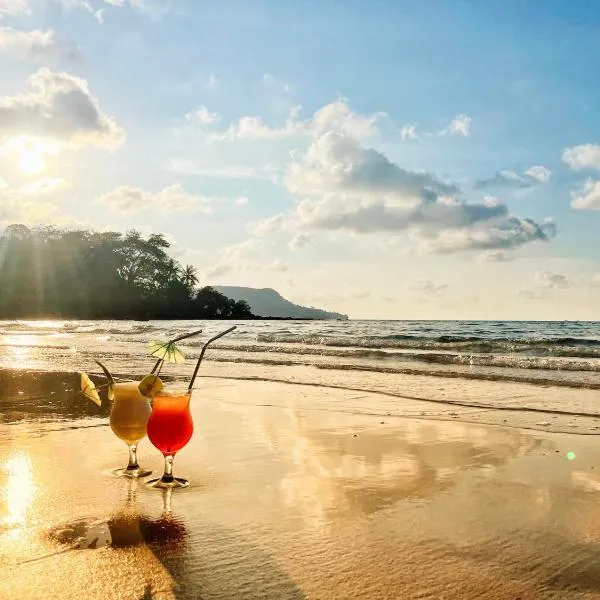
[187,326,237,393]
[150,329,204,374]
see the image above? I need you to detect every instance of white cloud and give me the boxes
[20,177,70,195]
[96,183,220,215]
[442,114,472,137]
[535,271,571,289]
[289,232,312,250]
[0,27,78,63]
[207,73,219,88]
[206,238,264,279]
[479,250,513,263]
[310,99,384,139]
[0,181,72,225]
[562,144,600,171]
[234,196,248,206]
[249,213,286,236]
[524,165,551,183]
[0,68,124,150]
[406,279,447,296]
[400,124,418,140]
[0,0,30,15]
[261,72,291,94]
[570,179,600,211]
[285,132,556,254]
[208,99,383,142]
[169,160,278,182]
[185,106,220,127]
[475,165,551,189]
[265,259,289,272]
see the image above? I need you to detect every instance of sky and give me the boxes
[0,0,599,320]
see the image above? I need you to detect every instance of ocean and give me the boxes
[1,319,599,390]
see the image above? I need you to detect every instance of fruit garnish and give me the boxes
[138,374,164,398]
[80,372,101,406]
[148,340,186,364]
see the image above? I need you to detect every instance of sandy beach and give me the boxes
[3,372,600,599]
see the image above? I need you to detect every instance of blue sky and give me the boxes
[0,0,599,319]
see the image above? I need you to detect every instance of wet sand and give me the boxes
[3,375,600,598]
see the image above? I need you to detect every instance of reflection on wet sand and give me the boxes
[234,398,547,526]
[5,377,600,598]
[0,369,109,423]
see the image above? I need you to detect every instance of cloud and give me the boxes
[289,232,312,250]
[21,177,70,195]
[211,114,303,141]
[265,259,288,272]
[524,165,552,183]
[169,160,279,182]
[0,0,30,15]
[535,271,571,289]
[249,213,287,236]
[261,72,291,94]
[406,279,447,296]
[0,68,124,150]
[0,181,71,225]
[206,238,264,279]
[285,132,556,254]
[441,114,472,137]
[96,184,221,215]
[310,100,384,139]
[208,99,383,142]
[400,124,418,140]
[185,106,220,127]
[518,271,571,300]
[206,73,219,89]
[234,196,248,206]
[570,178,600,211]
[591,275,600,288]
[0,27,79,63]
[474,165,551,189]
[479,250,513,262]
[562,144,600,171]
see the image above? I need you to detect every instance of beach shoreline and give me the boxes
[3,374,600,598]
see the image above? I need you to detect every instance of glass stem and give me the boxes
[161,454,175,483]
[127,443,139,470]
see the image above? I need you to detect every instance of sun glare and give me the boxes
[1,136,60,175]
[2,454,35,533]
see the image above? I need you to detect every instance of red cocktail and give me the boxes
[146,389,194,489]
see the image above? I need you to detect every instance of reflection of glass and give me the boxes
[110,382,152,478]
[146,388,194,489]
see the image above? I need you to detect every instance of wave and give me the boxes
[182,342,600,373]
[255,333,600,358]
[209,356,600,390]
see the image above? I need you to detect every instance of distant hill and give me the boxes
[214,286,348,320]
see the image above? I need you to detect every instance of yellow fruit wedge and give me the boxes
[138,374,164,398]
[80,372,101,407]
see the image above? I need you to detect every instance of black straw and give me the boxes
[187,326,237,393]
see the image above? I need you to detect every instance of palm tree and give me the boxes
[181,264,198,288]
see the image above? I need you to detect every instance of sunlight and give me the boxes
[1,136,61,175]
[2,454,35,531]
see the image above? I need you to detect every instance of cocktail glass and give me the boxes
[145,386,194,489]
[109,382,153,478]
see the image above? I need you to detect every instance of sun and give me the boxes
[2,136,60,175]
[19,149,47,175]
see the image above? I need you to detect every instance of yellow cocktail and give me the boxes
[109,382,152,478]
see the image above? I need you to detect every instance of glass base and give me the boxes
[145,476,189,489]
[114,467,152,478]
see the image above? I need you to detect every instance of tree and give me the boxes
[0,226,257,320]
